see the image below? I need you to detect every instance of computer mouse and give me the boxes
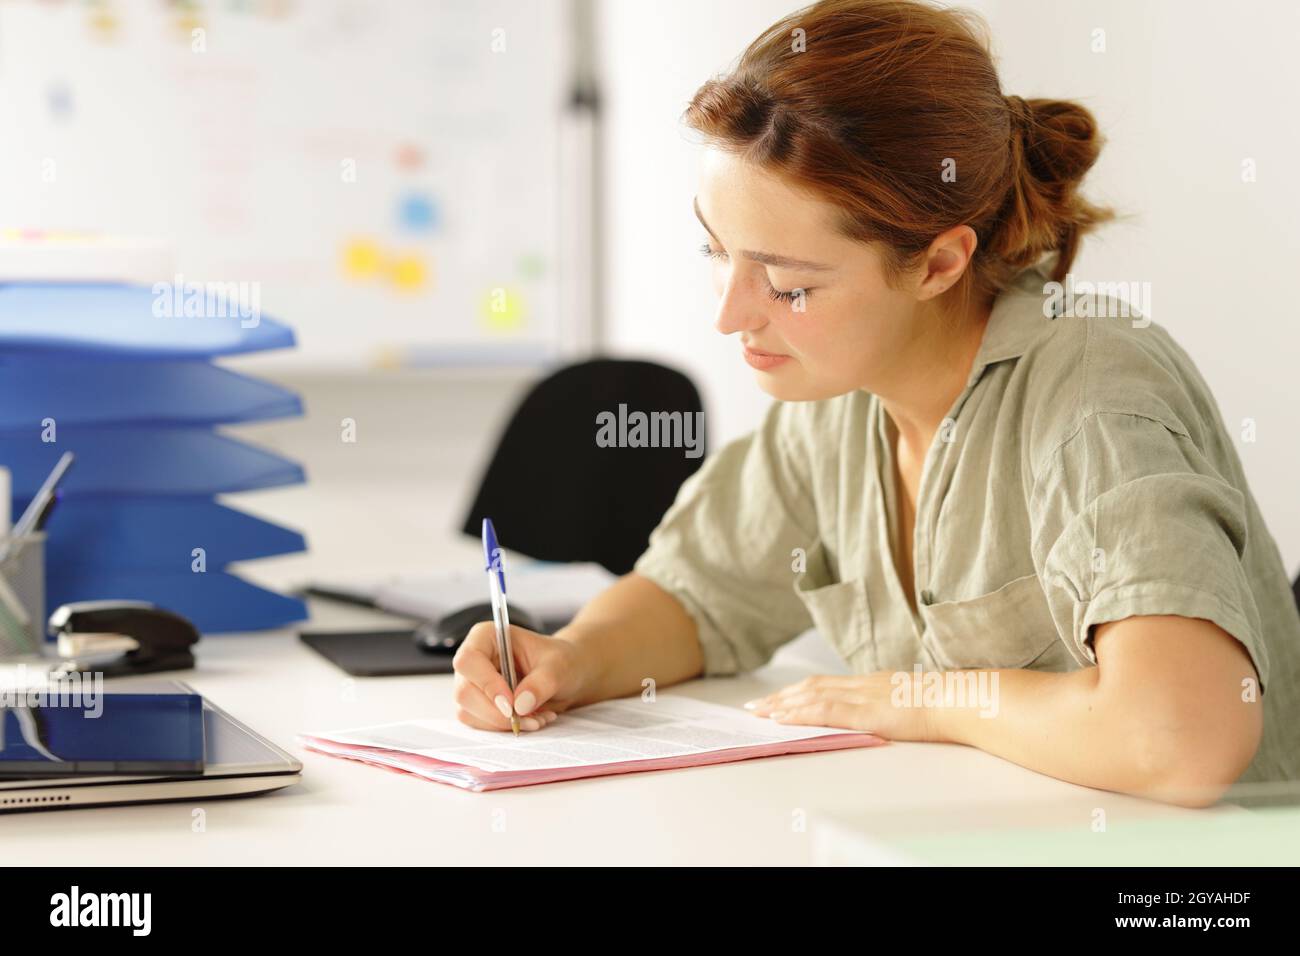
[414,602,543,654]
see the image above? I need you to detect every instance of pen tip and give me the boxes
[511,716,520,737]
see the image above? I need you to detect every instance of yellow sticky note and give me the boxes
[389,254,428,292]
[343,238,383,279]
[372,345,405,370]
[480,286,526,332]
[89,11,119,41]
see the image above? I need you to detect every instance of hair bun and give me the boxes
[1009,95,1104,186]
[992,94,1111,280]
[1004,94,1034,136]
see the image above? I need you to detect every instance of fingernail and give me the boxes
[521,717,541,732]
[494,695,512,719]
[743,700,760,710]
[515,691,536,715]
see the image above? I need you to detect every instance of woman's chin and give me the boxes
[753,370,816,402]
[753,369,859,403]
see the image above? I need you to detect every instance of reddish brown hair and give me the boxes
[685,0,1113,301]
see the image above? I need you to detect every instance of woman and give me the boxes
[453,0,1299,806]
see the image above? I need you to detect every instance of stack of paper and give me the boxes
[312,561,616,629]
[302,696,885,791]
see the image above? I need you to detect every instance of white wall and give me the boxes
[597,0,1300,571]
[597,0,794,450]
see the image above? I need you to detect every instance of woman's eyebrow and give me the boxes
[693,197,835,272]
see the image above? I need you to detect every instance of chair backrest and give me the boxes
[461,359,707,575]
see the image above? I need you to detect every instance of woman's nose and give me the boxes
[713,272,766,336]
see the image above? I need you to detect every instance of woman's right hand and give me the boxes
[452,622,598,732]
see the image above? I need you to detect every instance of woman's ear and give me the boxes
[915,225,978,301]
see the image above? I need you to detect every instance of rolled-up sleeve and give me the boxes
[1030,411,1270,688]
[633,400,819,675]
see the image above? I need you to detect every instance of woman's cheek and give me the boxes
[772,307,824,361]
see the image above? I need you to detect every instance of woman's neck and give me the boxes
[878,297,992,455]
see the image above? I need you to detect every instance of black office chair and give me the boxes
[461,359,707,575]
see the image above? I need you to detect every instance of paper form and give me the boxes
[302,696,885,791]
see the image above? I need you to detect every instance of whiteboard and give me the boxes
[0,0,576,370]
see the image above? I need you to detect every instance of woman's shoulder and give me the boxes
[1012,295,1221,473]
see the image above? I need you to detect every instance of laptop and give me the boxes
[0,685,301,813]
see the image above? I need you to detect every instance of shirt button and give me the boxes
[919,589,935,606]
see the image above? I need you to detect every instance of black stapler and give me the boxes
[47,600,200,677]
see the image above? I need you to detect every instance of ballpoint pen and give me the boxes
[481,518,521,736]
[0,451,74,565]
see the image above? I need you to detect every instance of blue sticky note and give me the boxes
[397,192,438,233]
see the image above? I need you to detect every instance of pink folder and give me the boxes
[301,730,886,792]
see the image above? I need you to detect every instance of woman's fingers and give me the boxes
[746,684,874,724]
[769,700,836,727]
[453,674,555,731]
[452,622,567,732]
[453,672,513,730]
[454,622,517,704]
[457,707,508,732]
[455,694,559,732]
[510,653,564,716]
[745,675,873,714]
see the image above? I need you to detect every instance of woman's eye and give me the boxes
[699,241,811,303]
[766,283,810,304]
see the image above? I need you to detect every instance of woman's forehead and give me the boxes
[698,148,848,248]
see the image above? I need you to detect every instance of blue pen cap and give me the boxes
[482,518,507,593]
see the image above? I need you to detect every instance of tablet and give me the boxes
[0,692,204,776]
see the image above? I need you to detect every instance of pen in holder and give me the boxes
[0,531,46,658]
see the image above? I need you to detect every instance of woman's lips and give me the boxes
[742,344,791,370]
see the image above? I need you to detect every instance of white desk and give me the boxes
[0,611,1219,865]
[0,438,1235,864]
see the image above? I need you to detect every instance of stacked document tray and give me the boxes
[0,282,308,634]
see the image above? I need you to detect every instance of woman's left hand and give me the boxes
[744,673,938,741]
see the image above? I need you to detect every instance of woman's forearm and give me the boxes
[927,616,1263,807]
[927,666,1229,807]
[553,572,704,705]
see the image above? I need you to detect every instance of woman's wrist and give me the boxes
[551,620,611,706]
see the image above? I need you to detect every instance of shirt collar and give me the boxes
[965,257,1060,389]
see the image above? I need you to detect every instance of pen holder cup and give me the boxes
[0,532,46,658]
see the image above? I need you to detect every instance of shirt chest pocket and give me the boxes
[794,573,871,667]
[920,573,1064,671]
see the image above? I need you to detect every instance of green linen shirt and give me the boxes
[634,263,1300,784]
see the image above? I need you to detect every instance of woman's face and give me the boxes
[696,147,924,402]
